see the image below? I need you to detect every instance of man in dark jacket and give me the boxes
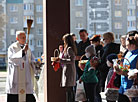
[76,29,91,79]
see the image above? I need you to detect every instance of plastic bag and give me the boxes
[75,81,87,101]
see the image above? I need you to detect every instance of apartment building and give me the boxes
[6,0,43,57]
[0,0,6,61]
[70,0,137,43]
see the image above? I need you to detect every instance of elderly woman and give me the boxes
[120,35,127,55]
[99,32,120,92]
[115,34,138,102]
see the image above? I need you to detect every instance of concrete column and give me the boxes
[43,0,70,102]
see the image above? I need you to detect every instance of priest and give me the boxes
[6,31,36,102]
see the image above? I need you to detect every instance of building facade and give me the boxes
[70,0,138,43]
[6,0,43,57]
[0,0,6,61]
[87,0,111,38]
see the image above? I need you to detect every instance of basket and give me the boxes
[78,55,88,71]
[117,54,130,72]
[51,49,59,62]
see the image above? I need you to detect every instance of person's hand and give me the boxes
[79,78,82,83]
[128,73,137,80]
[114,65,122,75]
[55,57,60,63]
[23,43,28,52]
[128,69,138,79]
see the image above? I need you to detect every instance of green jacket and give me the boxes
[81,60,98,83]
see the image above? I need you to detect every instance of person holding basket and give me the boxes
[79,44,99,102]
[56,33,77,102]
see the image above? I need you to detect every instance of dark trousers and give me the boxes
[7,94,36,102]
[118,94,130,102]
[65,87,75,102]
[95,74,102,102]
[100,71,108,92]
[84,82,97,102]
[75,61,83,80]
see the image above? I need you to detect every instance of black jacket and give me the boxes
[99,42,120,72]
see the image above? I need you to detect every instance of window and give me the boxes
[128,0,135,4]
[36,5,43,12]
[97,2,101,5]
[127,9,135,16]
[119,34,122,39]
[115,11,122,17]
[75,0,83,6]
[10,17,18,23]
[137,24,138,29]
[37,40,43,47]
[128,21,135,27]
[38,52,40,57]
[75,11,83,17]
[36,17,43,24]
[115,22,122,29]
[30,39,32,45]
[115,34,118,39]
[97,25,101,29]
[10,5,18,12]
[97,14,101,17]
[24,4,34,11]
[137,12,138,17]
[115,0,121,5]
[10,29,15,35]
[37,29,43,35]
[76,23,83,29]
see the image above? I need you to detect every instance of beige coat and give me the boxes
[60,47,76,87]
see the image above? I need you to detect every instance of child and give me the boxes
[79,44,98,102]
[105,54,120,102]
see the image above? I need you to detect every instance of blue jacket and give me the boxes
[119,48,138,94]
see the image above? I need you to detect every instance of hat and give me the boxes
[85,44,96,56]
[16,31,25,38]
[90,35,101,42]
[106,54,118,64]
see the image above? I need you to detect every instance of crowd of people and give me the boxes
[6,29,138,102]
[55,29,138,102]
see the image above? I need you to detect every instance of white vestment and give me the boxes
[6,41,36,94]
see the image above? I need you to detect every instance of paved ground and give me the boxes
[0,72,106,102]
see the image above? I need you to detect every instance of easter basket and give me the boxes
[51,49,59,62]
[117,54,130,72]
[51,49,60,72]
[78,55,88,71]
